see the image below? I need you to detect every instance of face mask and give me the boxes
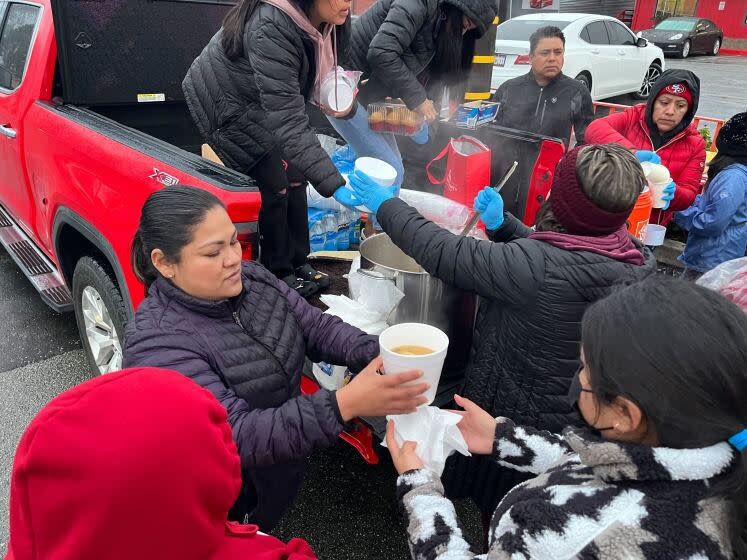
[568,369,615,433]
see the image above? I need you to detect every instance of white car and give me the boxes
[492,13,665,101]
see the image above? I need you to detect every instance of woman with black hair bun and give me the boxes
[387,275,747,558]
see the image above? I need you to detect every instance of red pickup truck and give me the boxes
[0,0,261,375]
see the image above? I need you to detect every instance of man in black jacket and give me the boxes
[492,26,593,146]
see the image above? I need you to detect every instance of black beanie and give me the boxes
[715,112,747,157]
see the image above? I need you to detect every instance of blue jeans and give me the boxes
[326,103,404,188]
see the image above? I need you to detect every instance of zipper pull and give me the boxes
[233,311,243,329]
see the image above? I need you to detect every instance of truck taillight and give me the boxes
[235,222,258,261]
[515,55,531,65]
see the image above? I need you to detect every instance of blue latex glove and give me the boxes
[412,123,429,145]
[348,171,396,214]
[333,186,362,210]
[661,180,676,211]
[635,150,661,165]
[473,187,505,230]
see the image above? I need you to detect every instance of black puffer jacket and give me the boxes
[378,199,656,429]
[182,6,349,196]
[492,71,594,146]
[122,261,378,529]
[351,0,498,109]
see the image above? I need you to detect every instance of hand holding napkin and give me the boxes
[382,406,471,476]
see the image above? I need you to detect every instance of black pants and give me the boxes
[247,149,310,279]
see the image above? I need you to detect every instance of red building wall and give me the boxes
[632,0,747,50]
[695,1,747,41]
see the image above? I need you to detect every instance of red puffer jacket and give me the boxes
[586,103,706,225]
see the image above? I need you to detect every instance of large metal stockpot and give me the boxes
[357,233,475,379]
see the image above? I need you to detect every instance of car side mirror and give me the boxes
[636,37,648,47]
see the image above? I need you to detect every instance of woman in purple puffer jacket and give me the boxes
[122,185,428,530]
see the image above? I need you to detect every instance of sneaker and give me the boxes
[280,274,319,299]
[295,264,330,289]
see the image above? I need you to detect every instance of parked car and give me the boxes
[492,13,665,101]
[637,17,723,58]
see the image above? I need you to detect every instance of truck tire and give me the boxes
[72,256,127,376]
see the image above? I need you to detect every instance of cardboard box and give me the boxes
[455,101,500,129]
[201,144,224,166]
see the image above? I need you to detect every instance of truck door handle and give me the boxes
[618,50,627,55]
[0,124,16,139]
[590,49,600,55]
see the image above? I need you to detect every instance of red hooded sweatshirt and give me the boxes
[5,367,316,560]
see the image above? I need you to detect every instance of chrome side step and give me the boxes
[0,205,73,312]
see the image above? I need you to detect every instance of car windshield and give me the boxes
[495,19,570,41]
[654,19,696,31]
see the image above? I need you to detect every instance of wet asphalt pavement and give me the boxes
[604,55,747,121]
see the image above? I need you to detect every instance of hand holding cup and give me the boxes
[335,357,429,421]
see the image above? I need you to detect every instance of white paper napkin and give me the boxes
[381,406,471,476]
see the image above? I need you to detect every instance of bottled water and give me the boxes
[336,212,350,250]
[309,219,325,253]
[323,213,338,251]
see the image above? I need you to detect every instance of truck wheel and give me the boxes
[72,256,127,376]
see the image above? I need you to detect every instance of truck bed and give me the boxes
[46,101,249,191]
[90,102,203,156]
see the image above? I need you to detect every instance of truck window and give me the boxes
[0,2,40,91]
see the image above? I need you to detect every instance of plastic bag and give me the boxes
[307,184,346,212]
[331,144,358,175]
[697,257,747,313]
[345,256,405,319]
[311,259,404,389]
[399,189,471,229]
[399,189,485,238]
[318,66,362,114]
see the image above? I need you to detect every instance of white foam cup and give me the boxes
[648,180,670,209]
[326,83,354,112]
[644,224,667,246]
[641,163,671,209]
[379,323,449,406]
[354,157,397,187]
